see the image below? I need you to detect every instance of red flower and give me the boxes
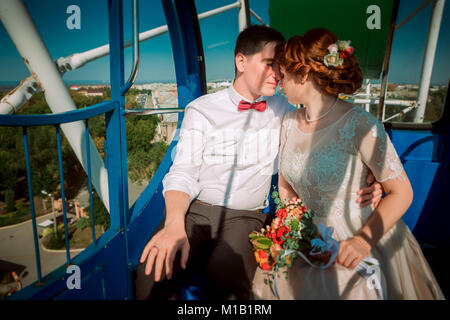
[340,50,349,59]
[273,225,290,245]
[258,249,269,259]
[276,208,288,219]
[260,262,272,271]
[339,47,353,59]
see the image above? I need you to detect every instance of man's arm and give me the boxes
[140,105,208,281]
[357,171,384,208]
[140,190,191,281]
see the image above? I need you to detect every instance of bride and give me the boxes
[252,28,445,300]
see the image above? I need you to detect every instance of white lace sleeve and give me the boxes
[355,111,405,182]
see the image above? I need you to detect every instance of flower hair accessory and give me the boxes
[324,40,354,67]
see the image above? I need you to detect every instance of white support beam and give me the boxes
[414,0,445,123]
[0,0,110,211]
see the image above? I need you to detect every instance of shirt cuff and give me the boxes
[162,174,200,201]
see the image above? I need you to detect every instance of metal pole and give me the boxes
[396,0,434,30]
[413,0,445,123]
[250,8,268,26]
[238,0,250,32]
[377,0,400,121]
[51,195,56,234]
[0,0,110,211]
[365,79,371,112]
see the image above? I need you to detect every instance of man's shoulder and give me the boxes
[188,88,229,109]
[183,88,229,125]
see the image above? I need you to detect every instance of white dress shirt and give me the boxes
[162,85,292,210]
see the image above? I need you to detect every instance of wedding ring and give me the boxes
[151,245,159,251]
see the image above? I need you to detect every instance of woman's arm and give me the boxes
[278,171,298,201]
[357,171,413,247]
[337,111,414,270]
[337,171,413,269]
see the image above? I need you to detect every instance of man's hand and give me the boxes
[356,171,383,208]
[139,222,190,282]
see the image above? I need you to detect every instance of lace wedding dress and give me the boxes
[252,106,444,300]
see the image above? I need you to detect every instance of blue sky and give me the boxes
[0,0,449,85]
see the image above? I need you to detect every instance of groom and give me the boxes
[135,25,381,300]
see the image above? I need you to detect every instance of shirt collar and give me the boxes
[228,83,266,106]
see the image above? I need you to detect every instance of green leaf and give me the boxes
[252,238,273,249]
[289,219,299,231]
[249,233,263,239]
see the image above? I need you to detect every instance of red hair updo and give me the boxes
[275,28,363,95]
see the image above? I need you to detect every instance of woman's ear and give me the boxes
[235,53,246,73]
[300,72,309,84]
[301,65,311,84]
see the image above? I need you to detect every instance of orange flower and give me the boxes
[255,249,269,264]
[288,208,302,218]
[254,251,261,263]
[285,254,293,265]
[270,243,283,259]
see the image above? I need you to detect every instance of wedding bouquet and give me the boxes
[249,187,339,277]
[250,187,385,300]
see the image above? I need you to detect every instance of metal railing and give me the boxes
[0,101,116,283]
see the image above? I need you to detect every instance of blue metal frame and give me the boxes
[56,126,71,264]
[22,126,43,284]
[85,119,97,245]
[5,0,132,300]
[0,101,116,126]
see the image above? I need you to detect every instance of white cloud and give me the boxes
[207,41,230,49]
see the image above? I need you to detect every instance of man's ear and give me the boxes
[235,53,246,73]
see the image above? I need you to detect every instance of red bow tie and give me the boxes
[237,100,267,112]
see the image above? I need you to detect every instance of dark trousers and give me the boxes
[134,200,271,300]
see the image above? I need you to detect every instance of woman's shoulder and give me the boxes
[342,103,388,142]
[340,102,381,126]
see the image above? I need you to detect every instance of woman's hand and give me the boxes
[336,236,371,270]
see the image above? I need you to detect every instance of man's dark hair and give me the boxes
[234,25,285,57]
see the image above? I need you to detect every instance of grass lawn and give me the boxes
[0,198,51,228]
[0,210,31,228]
[43,224,105,250]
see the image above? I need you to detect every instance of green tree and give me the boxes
[85,192,110,230]
[5,189,15,212]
